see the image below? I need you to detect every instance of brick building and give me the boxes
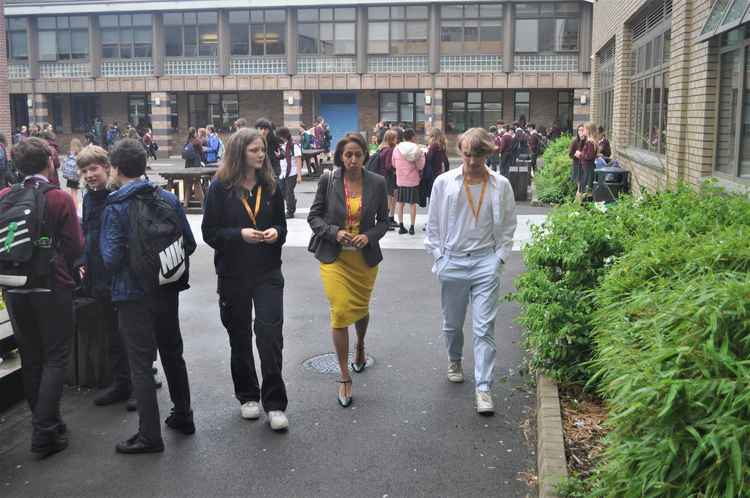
[5,0,592,156]
[591,0,750,192]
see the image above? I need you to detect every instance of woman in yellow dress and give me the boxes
[308,133,389,407]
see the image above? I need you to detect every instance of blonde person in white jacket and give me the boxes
[425,127,517,415]
[393,128,426,235]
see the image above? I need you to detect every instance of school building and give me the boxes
[4,0,593,156]
[591,0,750,192]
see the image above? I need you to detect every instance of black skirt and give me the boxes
[396,186,420,204]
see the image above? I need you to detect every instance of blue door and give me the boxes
[319,93,359,149]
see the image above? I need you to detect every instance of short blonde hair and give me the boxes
[457,127,495,157]
[69,138,83,156]
[76,145,110,170]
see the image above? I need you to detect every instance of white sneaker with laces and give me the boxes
[447,360,464,383]
[240,401,260,420]
[268,410,289,431]
[476,391,494,414]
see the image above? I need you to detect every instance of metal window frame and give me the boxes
[297,8,357,56]
[698,0,750,43]
[101,14,153,60]
[228,9,287,57]
[127,93,151,127]
[513,90,530,121]
[166,11,218,58]
[38,15,90,62]
[7,19,28,62]
[439,3,504,56]
[445,90,504,133]
[377,91,426,131]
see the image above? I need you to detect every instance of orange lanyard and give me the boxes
[343,178,360,231]
[241,185,262,227]
[463,174,488,226]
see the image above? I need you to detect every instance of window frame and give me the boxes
[444,90,504,134]
[228,9,287,56]
[164,11,218,58]
[439,4,504,56]
[38,16,89,62]
[100,14,152,60]
[367,6,429,55]
[7,17,28,61]
[70,94,100,132]
[127,93,151,129]
[297,8,357,56]
[713,26,750,181]
[514,2,580,54]
[378,91,426,133]
[514,90,530,122]
[188,93,239,132]
[597,42,616,135]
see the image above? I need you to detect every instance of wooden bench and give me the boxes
[159,167,218,214]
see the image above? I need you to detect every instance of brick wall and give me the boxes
[591,0,720,191]
[358,91,378,138]
[238,91,284,128]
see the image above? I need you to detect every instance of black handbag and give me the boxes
[307,170,335,253]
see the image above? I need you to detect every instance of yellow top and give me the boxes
[346,195,362,236]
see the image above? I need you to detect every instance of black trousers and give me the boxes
[218,269,287,412]
[117,290,191,445]
[4,288,74,446]
[281,176,298,216]
[95,296,131,392]
[500,153,513,178]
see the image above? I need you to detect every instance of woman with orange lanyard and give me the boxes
[308,133,389,407]
[201,128,290,431]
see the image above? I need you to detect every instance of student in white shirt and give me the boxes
[425,127,517,415]
[277,127,303,219]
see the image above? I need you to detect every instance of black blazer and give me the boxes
[307,168,389,267]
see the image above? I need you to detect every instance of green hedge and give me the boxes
[516,184,750,496]
[535,135,577,204]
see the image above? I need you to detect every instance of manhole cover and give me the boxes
[302,353,375,374]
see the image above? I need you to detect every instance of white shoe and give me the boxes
[447,360,464,383]
[268,410,289,431]
[476,391,494,414]
[240,401,260,420]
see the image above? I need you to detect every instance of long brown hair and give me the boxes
[216,127,277,194]
[378,129,398,150]
[428,127,447,150]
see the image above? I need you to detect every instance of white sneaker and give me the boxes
[447,360,464,383]
[476,391,494,414]
[240,401,260,420]
[268,410,289,431]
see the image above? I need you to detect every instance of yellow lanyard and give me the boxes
[241,185,262,227]
[463,174,488,226]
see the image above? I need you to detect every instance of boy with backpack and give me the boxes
[0,137,84,457]
[100,139,197,454]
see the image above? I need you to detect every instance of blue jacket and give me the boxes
[100,179,197,302]
[206,133,221,163]
[81,188,112,298]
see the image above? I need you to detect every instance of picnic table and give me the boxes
[158,166,218,212]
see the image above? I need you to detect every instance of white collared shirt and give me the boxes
[425,166,517,264]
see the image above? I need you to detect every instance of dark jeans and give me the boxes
[5,288,74,446]
[118,290,191,445]
[579,163,595,193]
[281,176,298,216]
[95,296,131,392]
[218,268,287,412]
[499,154,513,178]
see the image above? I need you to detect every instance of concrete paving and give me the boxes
[0,170,545,498]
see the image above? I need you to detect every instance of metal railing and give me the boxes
[297,56,356,74]
[514,54,579,72]
[8,63,30,79]
[230,56,287,75]
[102,59,154,77]
[40,62,92,79]
[368,55,428,73]
[165,58,218,76]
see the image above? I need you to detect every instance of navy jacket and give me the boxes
[100,179,196,302]
[81,188,112,297]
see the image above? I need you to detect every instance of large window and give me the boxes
[71,94,100,132]
[298,8,356,55]
[188,94,239,131]
[50,95,64,132]
[7,18,28,61]
[379,92,426,134]
[128,94,151,129]
[714,26,750,180]
[445,91,503,133]
[229,10,286,56]
[38,16,89,61]
[101,14,152,59]
[11,95,29,131]
[514,91,530,122]
[440,4,503,56]
[557,91,573,131]
[629,2,670,154]
[368,6,428,55]
[165,12,217,57]
[514,3,579,53]
[597,42,615,135]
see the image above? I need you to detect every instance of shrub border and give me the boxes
[537,374,567,498]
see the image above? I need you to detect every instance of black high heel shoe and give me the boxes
[351,345,366,373]
[337,380,353,407]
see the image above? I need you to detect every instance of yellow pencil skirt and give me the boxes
[320,249,379,329]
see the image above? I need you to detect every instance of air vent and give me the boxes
[632,0,673,42]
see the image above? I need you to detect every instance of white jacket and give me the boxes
[425,166,517,265]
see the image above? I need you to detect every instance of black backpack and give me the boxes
[365,150,382,175]
[0,182,58,288]
[127,186,186,291]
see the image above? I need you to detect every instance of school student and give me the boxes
[100,138,197,453]
[276,127,303,219]
[0,137,84,457]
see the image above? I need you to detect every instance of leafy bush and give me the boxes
[535,135,577,204]
[589,227,750,497]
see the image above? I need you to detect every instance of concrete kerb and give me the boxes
[536,374,567,498]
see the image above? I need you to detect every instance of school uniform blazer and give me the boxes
[307,167,389,267]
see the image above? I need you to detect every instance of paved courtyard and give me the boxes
[0,174,546,498]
